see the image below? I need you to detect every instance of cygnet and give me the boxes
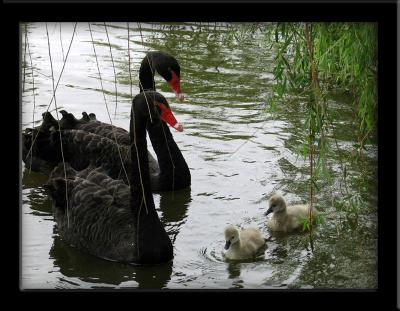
[223,224,266,260]
[266,193,318,233]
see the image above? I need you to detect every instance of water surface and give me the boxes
[21,22,377,289]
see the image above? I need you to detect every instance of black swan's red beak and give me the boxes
[158,102,183,132]
[168,71,184,102]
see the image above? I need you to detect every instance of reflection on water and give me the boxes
[158,188,192,245]
[227,262,242,279]
[22,167,53,215]
[50,235,173,289]
[21,22,377,289]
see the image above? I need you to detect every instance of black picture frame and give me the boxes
[6,1,397,309]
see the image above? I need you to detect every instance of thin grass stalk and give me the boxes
[304,22,317,251]
[60,23,65,62]
[127,22,133,100]
[26,27,36,173]
[136,22,153,123]
[45,22,70,228]
[23,23,28,93]
[88,22,130,187]
[103,22,119,117]
[25,22,78,161]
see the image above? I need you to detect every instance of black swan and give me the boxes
[44,91,179,264]
[23,92,190,191]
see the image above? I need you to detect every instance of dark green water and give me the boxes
[21,22,377,289]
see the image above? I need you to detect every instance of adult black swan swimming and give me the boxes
[23,92,191,191]
[44,91,179,264]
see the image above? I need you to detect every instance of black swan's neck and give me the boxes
[130,112,154,207]
[148,121,190,191]
[129,104,173,263]
[139,56,155,92]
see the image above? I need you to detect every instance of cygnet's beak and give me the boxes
[224,240,231,250]
[265,206,273,216]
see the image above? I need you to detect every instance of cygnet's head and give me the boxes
[266,194,286,216]
[224,225,240,250]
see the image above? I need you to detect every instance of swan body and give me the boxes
[266,193,318,233]
[29,110,159,174]
[59,110,132,145]
[223,225,266,260]
[44,91,178,264]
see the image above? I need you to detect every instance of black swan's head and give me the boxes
[155,52,182,100]
[133,90,183,133]
[140,51,184,102]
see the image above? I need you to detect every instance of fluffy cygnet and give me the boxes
[223,224,266,260]
[266,193,318,233]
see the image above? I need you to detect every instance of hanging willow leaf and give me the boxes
[225,22,376,239]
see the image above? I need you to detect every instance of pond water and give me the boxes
[20,22,377,289]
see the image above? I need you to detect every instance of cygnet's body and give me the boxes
[223,225,266,260]
[266,194,318,233]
